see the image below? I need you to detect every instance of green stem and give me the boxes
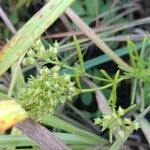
[139,81,145,111]
[80,78,124,93]
[44,60,74,71]
[131,78,138,104]
[81,83,113,93]
[85,73,110,82]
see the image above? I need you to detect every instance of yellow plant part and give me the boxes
[0,100,28,132]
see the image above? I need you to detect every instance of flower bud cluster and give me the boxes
[94,106,139,142]
[23,39,59,65]
[19,66,76,121]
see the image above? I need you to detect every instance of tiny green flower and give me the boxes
[133,122,139,130]
[19,66,76,121]
[124,118,132,125]
[117,106,125,116]
[27,49,35,56]
[94,106,139,143]
[94,118,102,125]
[118,130,125,138]
[23,38,59,66]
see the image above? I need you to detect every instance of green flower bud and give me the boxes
[27,49,35,56]
[64,74,71,81]
[118,130,125,138]
[118,106,125,116]
[124,118,132,125]
[53,72,59,79]
[40,67,50,75]
[45,81,51,87]
[27,57,36,64]
[39,46,45,52]
[53,47,58,54]
[103,115,111,120]
[22,58,27,66]
[133,122,139,130]
[52,66,61,72]
[19,66,76,121]
[54,84,60,89]
[94,118,102,125]
[54,41,59,48]
[69,87,75,92]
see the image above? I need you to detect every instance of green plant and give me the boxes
[19,37,149,146]
[0,0,150,149]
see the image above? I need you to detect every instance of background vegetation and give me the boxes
[0,0,150,150]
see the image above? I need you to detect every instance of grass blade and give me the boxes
[0,0,75,76]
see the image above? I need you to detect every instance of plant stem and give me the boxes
[131,78,138,104]
[85,73,110,82]
[44,60,74,71]
[80,78,124,93]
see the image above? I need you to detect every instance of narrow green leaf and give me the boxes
[109,70,120,106]
[131,78,138,104]
[127,40,137,67]
[100,69,112,81]
[73,36,85,73]
[41,114,107,144]
[0,135,36,146]
[75,68,82,89]
[84,42,150,70]
[0,0,75,76]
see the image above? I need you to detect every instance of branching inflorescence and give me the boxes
[19,39,77,121]
[19,37,150,143]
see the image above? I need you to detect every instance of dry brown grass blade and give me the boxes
[0,6,16,34]
[135,115,150,146]
[65,8,131,70]
[16,119,70,150]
